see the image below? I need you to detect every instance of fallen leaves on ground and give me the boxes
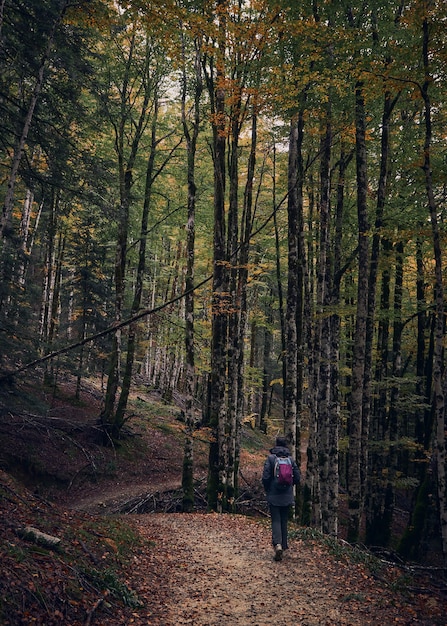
[124,513,446,626]
[1,472,446,625]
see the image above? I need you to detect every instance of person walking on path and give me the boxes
[262,436,300,561]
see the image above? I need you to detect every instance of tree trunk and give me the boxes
[421,13,447,566]
[39,190,58,356]
[285,116,299,456]
[285,105,305,519]
[272,144,286,421]
[316,112,331,535]
[100,30,153,440]
[385,239,404,542]
[115,100,159,426]
[347,80,369,543]
[226,84,241,512]
[364,89,397,545]
[181,37,202,512]
[207,0,228,511]
[303,173,317,526]
[326,147,350,537]
[415,234,429,451]
[228,108,258,510]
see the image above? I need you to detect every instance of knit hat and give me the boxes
[275,436,288,448]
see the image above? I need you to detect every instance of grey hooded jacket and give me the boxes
[262,445,300,506]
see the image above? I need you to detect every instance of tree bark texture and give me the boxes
[421,13,447,566]
[347,81,369,543]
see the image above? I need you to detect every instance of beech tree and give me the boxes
[94,8,175,439]
[419,1,447,565]
[203,0,279,511]
[178,13,203,511]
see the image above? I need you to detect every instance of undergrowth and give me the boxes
[290,526,382,576]
[0,472,144,624]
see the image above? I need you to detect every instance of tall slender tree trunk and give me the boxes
[415,234,429,451]
[364,89,398,545]
[326,147,350,537]
[39,190,58,356]
[115,100,159,426]
[226,80,242,511]
[181,37,202,512]
[421,12,447,565]
[303,174,317,527]
[228,108,258,510]
[285,118,299,452]
[207,0,228,511]
[285,105,305,520]
[272,144,286,421]
[347,80,369,543]
[101,165,132,438]
[285,110,304,455]
[316,111,332,535]
[100,31,152,440]
[383,238,404,544]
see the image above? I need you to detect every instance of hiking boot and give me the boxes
[274,544,283,561]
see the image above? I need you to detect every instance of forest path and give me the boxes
[123,512,437,625]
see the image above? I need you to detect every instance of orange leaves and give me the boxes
[65,0,113,31]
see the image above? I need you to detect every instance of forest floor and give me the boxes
[0,374,446,624]
[125,512,446,625]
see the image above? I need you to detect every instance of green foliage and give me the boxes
[82,566,142,608]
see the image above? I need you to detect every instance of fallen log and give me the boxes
[18,525,61,549]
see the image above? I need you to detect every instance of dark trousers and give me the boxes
[269,504,290,549]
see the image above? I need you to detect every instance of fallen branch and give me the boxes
[84,591,109,626]
[194,487,208,505]
[252,506,269,517]
[79,539,101,567]
[0,479,31,506]
[0,275,214,383]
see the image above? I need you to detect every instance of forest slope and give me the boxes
[0,376,446,624]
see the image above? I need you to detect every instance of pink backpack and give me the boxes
[273,455,293,487]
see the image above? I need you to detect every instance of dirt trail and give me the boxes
[123,513,439,626]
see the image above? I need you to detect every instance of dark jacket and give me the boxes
[262,445,300,507]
